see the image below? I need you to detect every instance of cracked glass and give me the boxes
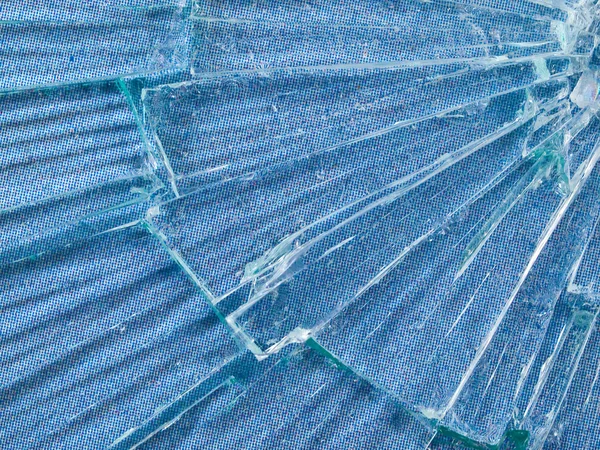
[4,1,600,449]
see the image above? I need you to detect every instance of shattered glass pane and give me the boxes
[6,0,600,448]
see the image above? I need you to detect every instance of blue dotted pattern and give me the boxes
[2,1,600,449]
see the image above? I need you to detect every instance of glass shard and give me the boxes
[143,61,575,354]
[440,147,600,444]
[191,0,568,74]
[124,349,435,449]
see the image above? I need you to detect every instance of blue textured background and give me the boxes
[3,1,600,449]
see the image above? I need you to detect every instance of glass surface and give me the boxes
[5,1,600,448]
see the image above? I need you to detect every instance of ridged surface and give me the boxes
[4,1,600,449]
